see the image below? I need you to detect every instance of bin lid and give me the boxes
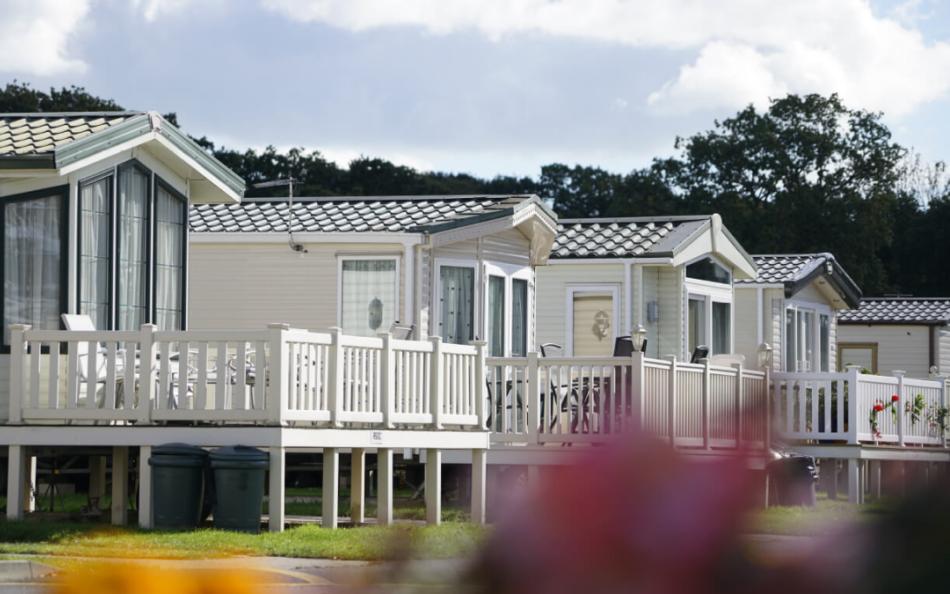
[153,443,209,457]
[209,445,269,463]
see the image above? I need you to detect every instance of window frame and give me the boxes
[76,159,187,331]
[684,258,733,358]
[336,254,401,336]
[565,283,620,357]
[434,258,478,345]
[837,342,878,374]
[783,299,833,372]
[483,261,532,357]
[0,185,70,352]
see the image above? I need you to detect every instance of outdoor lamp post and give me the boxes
[757,342,773,370]
[632,325,647,353]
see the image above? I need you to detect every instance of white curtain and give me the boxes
[487,276,505,356]
[117,167,149,330]
[80,178,110,329]
[440,266,474,344]
[4,195,62,343]
[341,259,396,337]
[155,185,184,330]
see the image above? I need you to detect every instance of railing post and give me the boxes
[379,332,394,429]
[328,327,344,428]
[631,350,644,431]
[8,324,29,424]
[267,323,291,426]
[666,355,677,446]
[733,363,743,448]
[473,341,487,430]
[430,336,444,429]
[137,324,156,425]
[526,351,540,444]
[940,375,949,448]
[846,365,861,445]
[702,358,711,450]
[764,364,771,450]
[894,369,906,446]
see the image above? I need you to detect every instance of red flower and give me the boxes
[873,404,885,412]
[892,394,900,402]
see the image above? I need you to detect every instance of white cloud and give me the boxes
[0,0,90,76]
[132,0,200,22]
[260,0,950,117]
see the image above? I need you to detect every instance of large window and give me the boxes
[2,188,67,345]
[78,161,187,331]
[439,265,475,344]
[784,303,831,372]
[155,183,186,330]
[685,256,733,357]
[339,258,398,337]
[511,278,528,356]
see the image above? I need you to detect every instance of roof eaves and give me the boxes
[409,206,514,234]
[0,154,56,169]
[155,117,246,196]
[786,254,862,308]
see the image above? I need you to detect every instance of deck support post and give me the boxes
[138,446,153,529]
[25,454,36,514]
[269,447,285,532]
[6,445,29,520]
[847,458,862,504]
[425,449,442,525]
[89,456,107,502]
[322,447,339,529]
[471,449,487,525]
[377,448,394,526]
[350,448,366,524]
[111,446,129,525]
[869,460,882,500]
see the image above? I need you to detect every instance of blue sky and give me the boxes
[3,0,950,177]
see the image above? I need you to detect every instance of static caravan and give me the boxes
[535,214,757,361]
[836,298,950,378]
[0,111,244,420]
[188,195,558,355]
[733,254,861,373]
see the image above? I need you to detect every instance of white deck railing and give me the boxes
[485,352,769,449]
[7,324,485,429]
[772,369,949,447]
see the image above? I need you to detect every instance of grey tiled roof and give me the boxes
[551,217,710,259]
[0,112,140,156]
[189,195,542,233]
[736,254,831,284]
[838,298,950,325]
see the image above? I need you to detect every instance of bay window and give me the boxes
[487,275,505,356]
[2,187,67,345]
[784,302,831,372]
[685,257,733,357]
[484,263,532,356]
[511,278,528,356]
[78,160,187,331]
[339,257,398,337]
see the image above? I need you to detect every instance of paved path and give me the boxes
[0,535,815,594]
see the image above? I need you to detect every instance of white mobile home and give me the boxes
[733,254,862,373]
[0,111,244,421]
[836,298,950,378]
[188,194,558,356]
[535,214,757,361]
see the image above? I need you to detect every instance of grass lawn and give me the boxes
[0,520,487,561]
[749,495,892,536]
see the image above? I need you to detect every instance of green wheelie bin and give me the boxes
[149,443,208,529]
[209,446,269,533]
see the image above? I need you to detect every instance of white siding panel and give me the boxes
[836,324,933,379]
[939,329,950,376]
[657,267,682,358]
[189,242,406,331]
[733,288,759,366]
[535,264,625,351]
[0,355,9,423]
[768,289,784,372]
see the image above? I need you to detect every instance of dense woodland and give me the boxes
[3,81,949,297]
